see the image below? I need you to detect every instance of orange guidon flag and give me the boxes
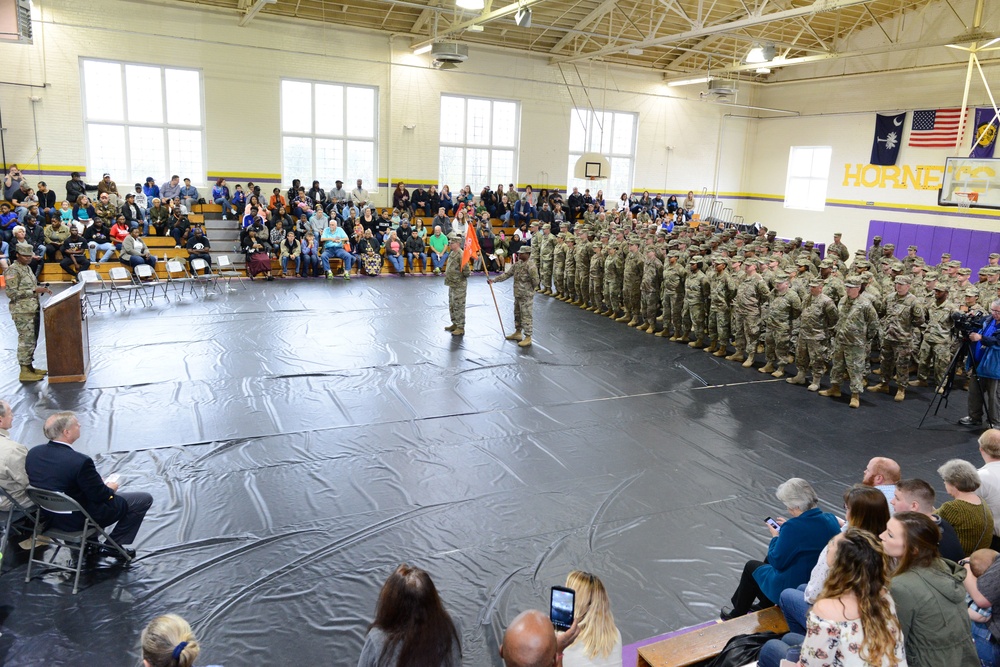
[461,228,481,269]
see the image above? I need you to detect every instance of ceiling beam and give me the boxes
[548,0,617,53]
[410,0,440,35]
[410,0,552,50]
[238,0,275,27]
[552,0,876,64]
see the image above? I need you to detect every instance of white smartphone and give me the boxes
[765,516,781,532]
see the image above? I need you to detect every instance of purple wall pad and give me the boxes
[868,220,1000,270]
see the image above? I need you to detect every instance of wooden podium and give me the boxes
[42,283,90,383]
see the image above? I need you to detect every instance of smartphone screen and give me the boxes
[765,516,781,532]
[550,586,575,631]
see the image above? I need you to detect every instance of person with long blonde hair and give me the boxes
[141,614,201,667]
[561,571,621,667]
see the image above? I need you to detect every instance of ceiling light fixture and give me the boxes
[666,76,712,87]
[468,24,484,32]
[745,42,775,64]
[514,7,532,27]
[627,47,643,56]
[456,0,485,10]
[413,44,433,55]
[755,67,771,74]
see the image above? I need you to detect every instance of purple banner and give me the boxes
[971,107,998,158]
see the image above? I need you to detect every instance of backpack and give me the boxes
[701,631,782,667]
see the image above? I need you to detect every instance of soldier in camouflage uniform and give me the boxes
[820,279,880,408]
[868,276,925,401]
[561,235,577,302]
[978,267,999,307]
[638,248,663,333]
[760,272,802,378]
[911,284,956,389]
[574,229,593,308]
[622,239,643,325]
[538,224,555,295]
[5,243,51,381]
[491,245,539,347]
[828,232,849,263]
[443,234,472,337]
[658,251,686,340]
[552,233,567,298]
[603,243,624,317]
[587,238,607,312]
[728,259,769,366]
[787,278,839,391]
[682,256,710,347]
[706,256,735,355]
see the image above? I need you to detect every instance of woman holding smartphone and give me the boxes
[561,571,622,667]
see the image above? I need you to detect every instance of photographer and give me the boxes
[962,298,1000,428]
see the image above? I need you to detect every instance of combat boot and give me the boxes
[636,322,649,332]
[786,371,807,385]
[615,313,630,322]
[579,302,589,310]
[655,329,670,338]
[18,365,43,382]
[646,326,656,335]
[505,330,524,341]
[587,305,599,312]
[713,348,728,357]
[908,379,929,387]
[867,382,891,394]
[627,317,639,327]
[451,328,465,336]
[771,367,785,378]
[518,336,532,347]
[756,343,764,354]
[741,357,754,368]
[726,352,745,362]
[807,381,821,392]
[444,324,456,331]
[895,388,906,402]
[849,393,860,408]
[704,341,718,353]
[688,337,705,349]
[31,365,46,376]
[759,362,775,374]
[819,385,842,397]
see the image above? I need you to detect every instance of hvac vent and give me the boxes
[707,79,737,96]
[431,42,469,64]
[0,0,32,44]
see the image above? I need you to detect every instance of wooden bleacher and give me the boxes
[636,607,788,667]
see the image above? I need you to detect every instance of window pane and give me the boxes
[491,150,514,187]
[569,112,587,152]
[283,136,312,184]
[125,65,163,123]
[492,101,517,147]
[610,157,632,202]
[129,127,166,185]
[467,99,491,145]
[346,140,375,188]
[346,87,375,138]
[789,147,812,173]
[466,148,489,188]
[811,147,832,177]
[315,138,345,186]
[315,84,344,136]
[440,96,464,144]
[83,61,124,122]
[439,146,464,192]
[282,80,312,133]
[87,124,127,180]
[168,129,203,181]
[164,69,201,125]
[612,113,634,154]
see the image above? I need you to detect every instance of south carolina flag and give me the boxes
[461,229,480,269]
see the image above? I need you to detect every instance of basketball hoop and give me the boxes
[955,191,978,209]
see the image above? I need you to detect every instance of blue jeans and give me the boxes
[431,251,449,270]
[778,585,810,635]
[387,254,404,272]
[321,247,338,272]
[332,247,353,273]
[88,242,115,263]
[407,252,425,271]
[281,255,300,274]
[972,621,998,667]
[214,197,230,218]
[301,251,319,276]
[127,255,157,268]
[758,633,804,667]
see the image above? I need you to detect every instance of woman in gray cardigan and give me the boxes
[119,227,158,269]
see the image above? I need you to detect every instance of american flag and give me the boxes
[909,108,966,148]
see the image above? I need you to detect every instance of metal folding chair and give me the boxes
[0,486,37,560]
[215,255,247,291]
[77,269,118,314]
[133,263,168,300]
[165,260,196,299]
[108,265,150,308]
[190,258,220,293]
[24,486,132,594]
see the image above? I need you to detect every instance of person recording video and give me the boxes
[962,299,1000,429]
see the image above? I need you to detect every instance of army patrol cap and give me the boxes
[793,236,802,242]
[854,249,867,256]
[965,288,980,297]
[873,236,882,241]
[907,245,917,251]
[774,272,790,282]
[933,283,950,292]
[14,243,33,257]
[766,230,777,237]
[796,258,811,266]
[690,255,704,264]
[988,267,1000,275]
[894,276,911,285]
[941,253,952,259]
[856,260,871,269]
[804,240,815,247]
[912,258,926,266]
[809,278,824,287]
[834,232,843,238]
[891,262,905,272]
[713,256,728,266]
[844,278,862,289]
[447,232,462,242]
[517,245,531,255]
[991,253,1000,259]
[541,223,550,230]
[667,250,679,258]
[819,258,834,268]
[948,260,961,268]
[959,267,972,276]
[884,243,895,250]
[925,271,940,280]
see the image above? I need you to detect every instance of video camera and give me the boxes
[951,310,988,339]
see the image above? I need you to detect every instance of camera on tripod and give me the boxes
[951,310,987,339]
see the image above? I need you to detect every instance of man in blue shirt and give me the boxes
[320,219,353,280]
[964,300,1000,428]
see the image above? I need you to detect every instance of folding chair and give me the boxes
[165,260,196,299]
[133,263,168,301]
[0,486,37,560]
[77,269,118,314]
[190,258,220,293]
[108,265,150,308]
[24,486,132,594]
[215,255,247,291]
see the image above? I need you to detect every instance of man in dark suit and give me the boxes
[25,411,152,560]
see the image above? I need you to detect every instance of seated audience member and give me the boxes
[93,192,117,228]
[432,207,452,236]
[179,178,198,213]
[779,484,890,634]
[428,226,449,275]
[12,222,44,274]
[937,458,995,556]
[122,193,144,231]
[308,208,329,239]
[212,178,232,220]
[439,185,454,215]
[360,242,382,276]
[148,199,169,236]
[25,411,153,560]
[84,217,115,263]
[307,180,325,210]
[376,209,392,241]
[391,181,410,212]
[271,206,294,235]
[890,478,965,563]
[59,226,91,280]
[110,214,131,250]
[501,609,579,667]
[140,614,202,667]
[230,185,246,218]
[358,564,461,667]
[291,190,314,220]
[978,429,1000,550]
[961,548,1000,666]
[269,219,286,248]
[396,216,413,239]
[43,216,70,261]
[186,227,212,273]
[321,219,353,280]
[513,197,535,227]
[863,456,902,507]
[242,229,273,280]
[404,228,425,273]
[0,399,32,512]
[169,206,191,249]
[761,528,905,667]
[561,570,621,667]
[881,512,980,666]
[300,231,320,278]
[721,478,840,620]
[120,227,158,270]
[35,181,57,223]
[411,186,429,217]
[278,231,300,277]
[414,218,427,240]
[269,187,286,214]
[384,230,405,276]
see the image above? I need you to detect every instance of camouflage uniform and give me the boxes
[731,267,769,359]
[589,244,606,311]
[553,237,567,297]
[640,253,663,329]
[538,230,555,293]
[444,245,472,330]
[660,256,686,339]
[828,292,880,395]
[563,239,577,302]
[623,246,643,322]
[682,260,710,344]
[574,237,593,306]
[875,280,925,390]
[604,246,624,315]
[915,292,956,387]
[494,250,539,337]
[707,262,735,351]
[794,285,839,387]
[4,260,41,367]
[763,281,802,372]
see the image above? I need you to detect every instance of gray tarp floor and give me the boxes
[0,276,978,665]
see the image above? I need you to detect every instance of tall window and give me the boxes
[439,95,518,191]
[81,60,204,185]
[567,109,636,200]
[281,80,377,188]
[784,146,832,211]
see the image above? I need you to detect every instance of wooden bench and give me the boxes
[636,607,788,667]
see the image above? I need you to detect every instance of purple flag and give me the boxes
[971,107,998,158]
